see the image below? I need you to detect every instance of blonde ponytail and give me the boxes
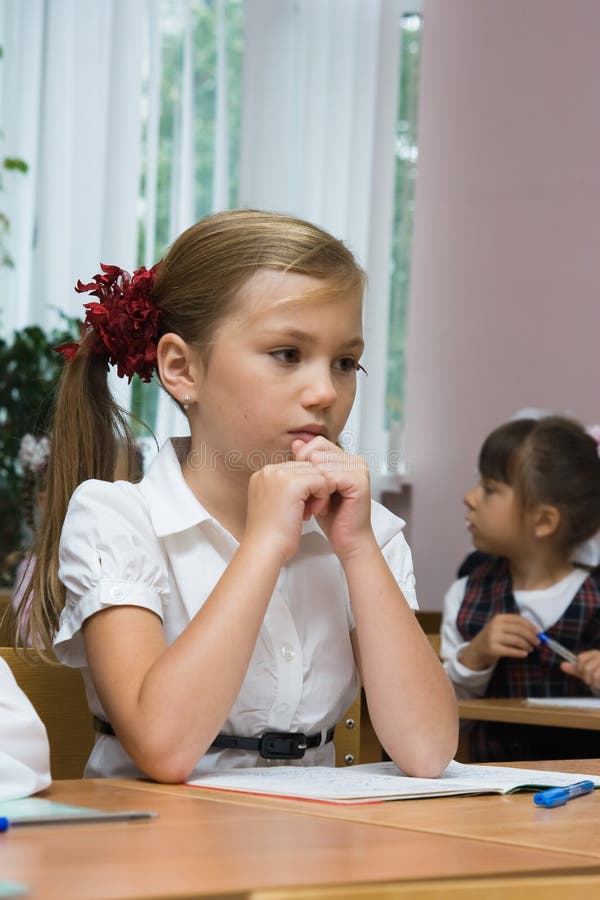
[20,348,137,657]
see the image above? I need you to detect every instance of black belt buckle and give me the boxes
[259,731,308,760]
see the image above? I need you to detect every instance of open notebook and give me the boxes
[187,759,600,805]
[526,697,600,708]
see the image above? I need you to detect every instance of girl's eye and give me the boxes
[481,480,496,495]
[271,348,300,364]
[333,357,367,374]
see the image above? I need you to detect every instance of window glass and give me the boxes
[386,12,422,432]
[131,0,244,433]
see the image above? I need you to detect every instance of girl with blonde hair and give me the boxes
[23,209,457,782]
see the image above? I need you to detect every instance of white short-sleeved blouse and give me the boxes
[55,438,418,779]
[0,658,52,800]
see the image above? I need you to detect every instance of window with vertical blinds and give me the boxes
[129,2,423,464]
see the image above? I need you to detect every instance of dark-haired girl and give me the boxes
[442,415,600,762]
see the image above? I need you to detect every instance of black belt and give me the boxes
[93,716,335,761]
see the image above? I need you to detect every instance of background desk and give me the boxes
[1,760,600,899]
[458,698,600,731]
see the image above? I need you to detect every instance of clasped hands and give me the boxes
[245,436,373,565]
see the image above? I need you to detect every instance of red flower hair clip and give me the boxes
[55,262,162,383]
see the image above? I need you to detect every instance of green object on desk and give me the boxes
[0,882,29,898]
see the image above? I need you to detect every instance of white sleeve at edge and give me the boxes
[0,658,51,800]
[441,577,495,700]
[379,532,418,611]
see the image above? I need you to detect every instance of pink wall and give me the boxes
[403,0,600,610]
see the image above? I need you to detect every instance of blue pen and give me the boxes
[533,780,595,808]
[537,632,578,664]
[0,817,9,832]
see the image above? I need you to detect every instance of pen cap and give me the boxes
[533,787,568,808]
[533,781,595,808]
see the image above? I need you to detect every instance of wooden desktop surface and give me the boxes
[134,758,600,861]
[458,697,600,731]
[2,760,600,900]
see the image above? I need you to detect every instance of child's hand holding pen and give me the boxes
[532,634,600,693]
[458,614,540,671]
[461,621,600,689]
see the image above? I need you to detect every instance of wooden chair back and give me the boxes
[335,611,445,768]
[416,610,442,658]
[0,647,94,780]
[335,692,362,766]
[427,631,441,657]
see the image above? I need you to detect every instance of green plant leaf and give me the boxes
[3,157,28,173]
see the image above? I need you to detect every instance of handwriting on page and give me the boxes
[188,759,600,802]
[189,761,478,799]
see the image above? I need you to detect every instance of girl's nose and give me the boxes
[464,485,478,510]
[301,367,337,409]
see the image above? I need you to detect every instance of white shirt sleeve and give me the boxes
[0,658,51,800]
[371,500,418,610]
[440,577,496,699]
[572,531,600,567]
[54,479,170,667]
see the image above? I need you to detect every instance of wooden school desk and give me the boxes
[2,760,600,899]
[458,698,600,731]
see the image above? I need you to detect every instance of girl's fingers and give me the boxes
[295,441,368,488]
[560,661,577,676]
[576,654,600,687]
[560,656,600,690]
[491,628,537,651]
[291,436,342,461]
[493,620,539,646]
[298,467,339,515]
[251,461,330,510]
[304,495,330,520]
[291,439,368,498]
[496,640,533,655]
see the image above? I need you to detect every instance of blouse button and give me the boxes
[110,586,124,601]
[280,644,296,662]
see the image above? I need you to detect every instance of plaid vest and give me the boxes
[457,558,600,698]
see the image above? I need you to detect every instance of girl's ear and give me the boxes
[532,504,561,539]
[157,333,201,405]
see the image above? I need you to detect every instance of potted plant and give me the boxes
[0,320,79,586]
